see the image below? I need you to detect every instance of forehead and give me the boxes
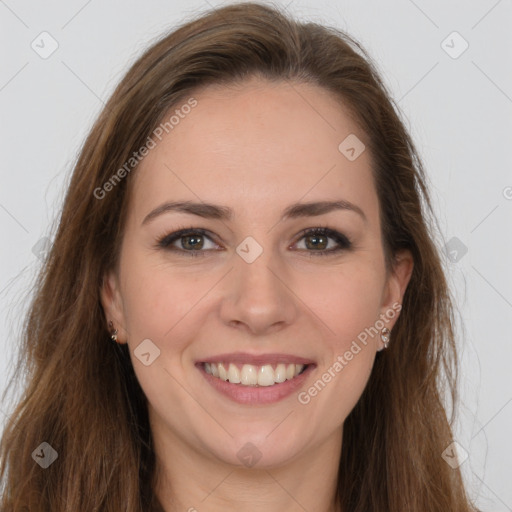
[130,78,378,225]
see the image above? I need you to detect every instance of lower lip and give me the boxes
[197,364,315,405]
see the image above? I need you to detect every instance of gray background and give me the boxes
[1,1,511,510]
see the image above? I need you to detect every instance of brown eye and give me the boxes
[294,228,352,256]
[304,233,329,250]
[180,234,205,250]
[157,228,220,256]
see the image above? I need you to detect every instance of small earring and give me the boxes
[108,321,118,343]
[380,327,391,349]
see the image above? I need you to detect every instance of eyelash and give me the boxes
[155,225,353,257]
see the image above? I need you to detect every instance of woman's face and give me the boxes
[102,78,412,469]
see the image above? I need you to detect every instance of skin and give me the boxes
[101,77,413,512]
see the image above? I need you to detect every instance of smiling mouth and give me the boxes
[202,362,309,387]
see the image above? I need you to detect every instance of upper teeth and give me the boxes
[205,362,306,387]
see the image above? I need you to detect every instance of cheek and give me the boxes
[299,284,378,428]
[118,257,205,411]
[119,247,213,344]
[300,262,384,346]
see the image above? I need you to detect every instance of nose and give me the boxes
[218,247,298,336]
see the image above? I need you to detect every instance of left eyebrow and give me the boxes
[282,200,367,223]
[141,199,367,225]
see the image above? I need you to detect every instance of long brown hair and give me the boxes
[0,2,478,510]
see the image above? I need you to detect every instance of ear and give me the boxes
[379,249,414,331]
[100,270,128,344]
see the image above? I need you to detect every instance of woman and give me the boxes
[0,2,479,511]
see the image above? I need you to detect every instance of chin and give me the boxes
[205,428,307,470]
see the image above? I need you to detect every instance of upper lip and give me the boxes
[197,352,316,367]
